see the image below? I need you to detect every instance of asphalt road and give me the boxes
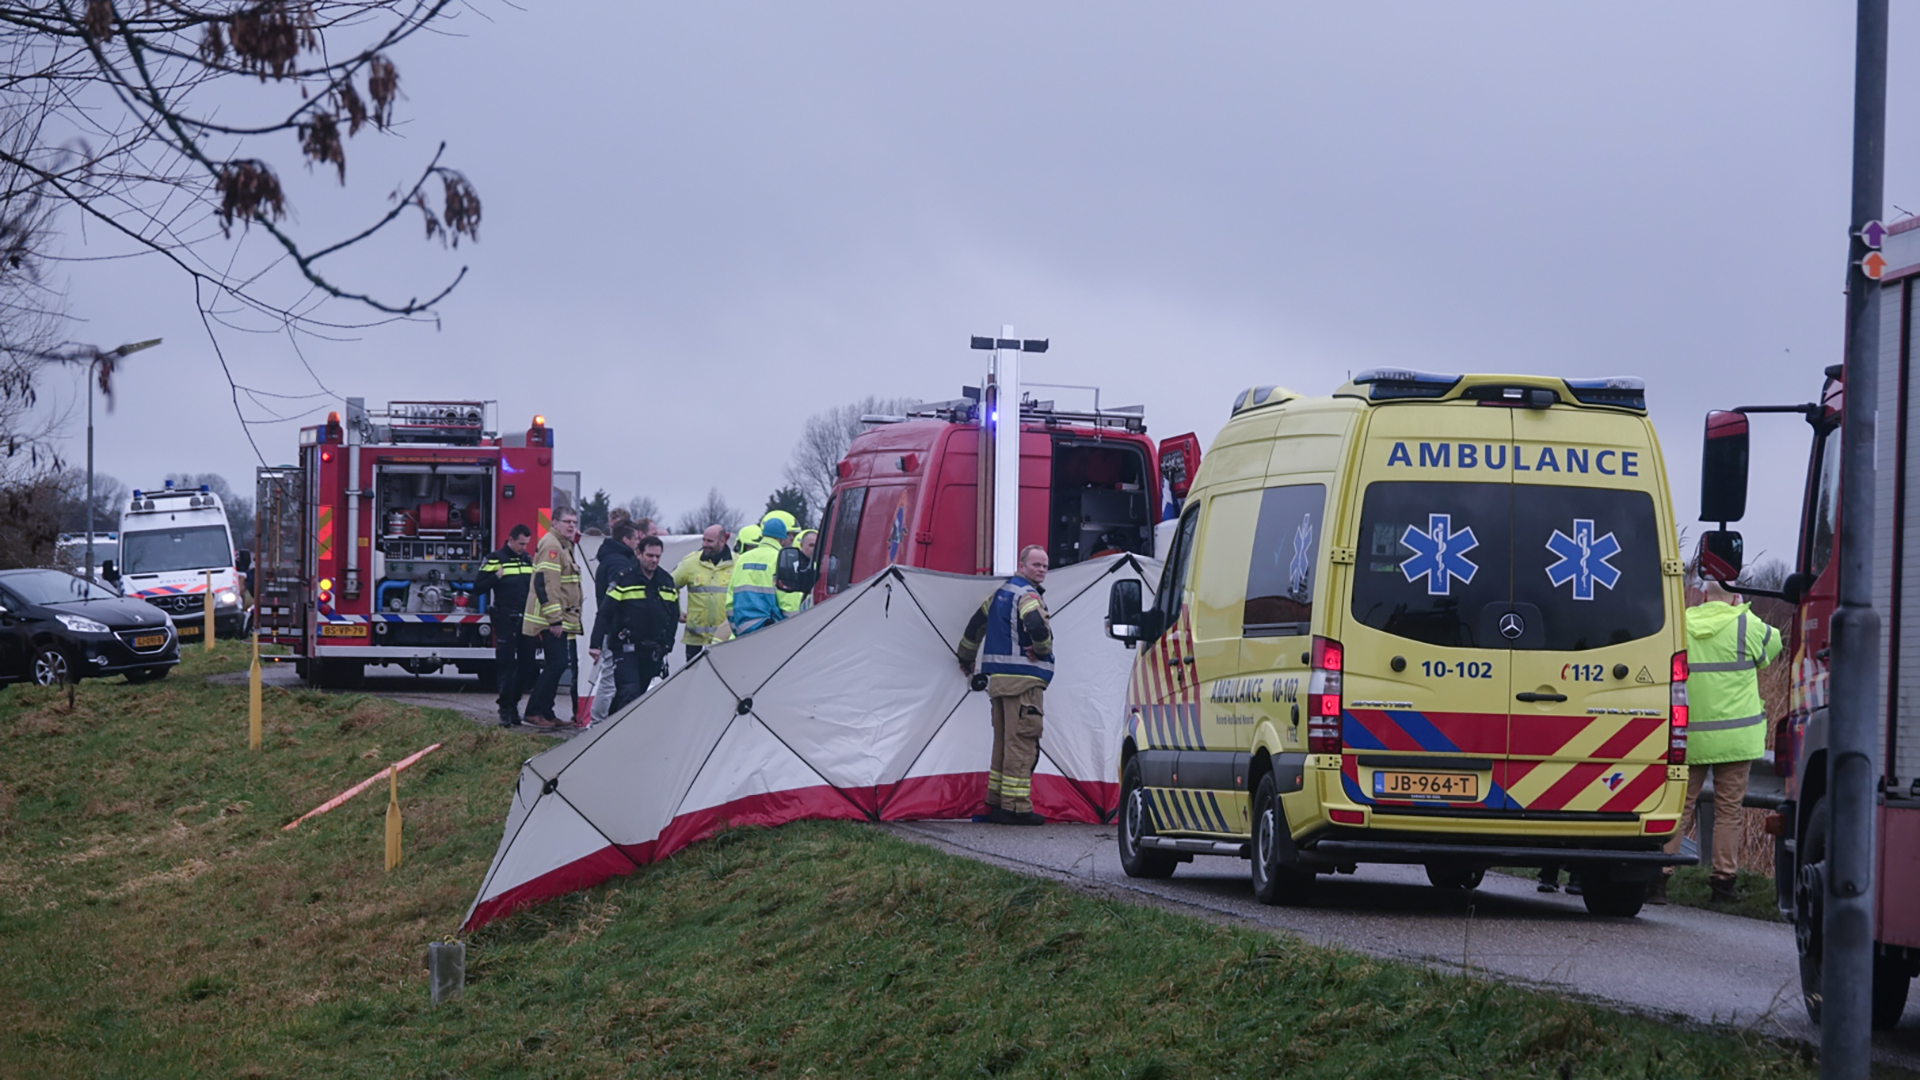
[886,820,1920,1072]
[215,663,583,736]
[222,664,1920,1068]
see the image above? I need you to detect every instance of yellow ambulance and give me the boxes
[1105,371,1695,916]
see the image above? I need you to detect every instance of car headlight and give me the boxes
[56,614,110,634]
[216,589,239,607]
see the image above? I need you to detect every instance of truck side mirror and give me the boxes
[100,559,118,582]
[1781,571,1813,605]
[1695,530,1744,584]
[235,550,252,574]
[1700,410,1750,523]
[1107,579,1145,644]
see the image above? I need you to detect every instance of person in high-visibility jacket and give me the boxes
[672,524,733,663]
[1660,576,1782,902]
[759,510,809,617]
[956,544,1054,826]
[728,517,787,635]
[520,508,584,729]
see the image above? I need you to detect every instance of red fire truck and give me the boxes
[1698,219,1920,1030]
[254,399,558,688]
[817,390,1200,597]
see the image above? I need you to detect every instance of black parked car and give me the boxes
[0,568,180,686]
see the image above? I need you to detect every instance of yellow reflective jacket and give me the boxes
[672,548,734,647]
[727,537,784,635]
[1684,600,1782,765]
[521,531,583,638]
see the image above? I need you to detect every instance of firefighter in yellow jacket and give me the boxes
[1660,575,1782,902]
[956,544,1054,826]
[672,523,734,663]
[520,508,583,729]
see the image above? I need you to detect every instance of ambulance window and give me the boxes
[1512,486,1665,650]
[1807,426,1840,576]
[1350,481,1513,649]
[1244,483,1326,637]
[1154,504,1200,635]
[823,487,866,595]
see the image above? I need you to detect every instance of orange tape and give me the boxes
[282,743,443,831]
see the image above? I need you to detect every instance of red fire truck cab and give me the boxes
[254,399,557,688]
[817,393,1200,597]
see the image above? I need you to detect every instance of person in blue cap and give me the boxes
[727,515,788,635]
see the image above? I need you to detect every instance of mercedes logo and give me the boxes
[1498,612,1526,640]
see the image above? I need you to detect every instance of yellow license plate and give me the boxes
[132,633,167,648]
[1373,771,1480,799]
[320,624,364,637]
[177,623,201,638]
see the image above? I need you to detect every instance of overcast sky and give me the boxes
[49,2,1920,566]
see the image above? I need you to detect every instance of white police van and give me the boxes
[118,481,248,640]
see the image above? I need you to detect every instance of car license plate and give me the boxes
[320,623,364,637]
[1373,770,1479,800]
[177,623,201,638]
[132,633,167,648]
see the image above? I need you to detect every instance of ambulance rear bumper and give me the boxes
[1307,838,1696,872]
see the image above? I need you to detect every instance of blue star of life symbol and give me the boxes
[1545,518,1623,601]
[1399,513,1479,596]
[1288,512,1315,601]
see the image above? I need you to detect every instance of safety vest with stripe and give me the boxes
[1683,600,1782,765]
[978,577,1054,687]
[727,538,785,635]
[672,549,734,647]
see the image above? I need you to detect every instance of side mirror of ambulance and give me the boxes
[1699,410,1750,525]
[1695,530,1744,584]
[1107,579,1145,645]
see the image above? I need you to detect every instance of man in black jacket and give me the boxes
[597,533,680,714]
[474,524,536,727]
[587,521,642,726]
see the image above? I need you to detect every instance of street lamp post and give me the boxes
[68,339,161,582]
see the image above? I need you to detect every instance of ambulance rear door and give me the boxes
[1342,405,1517,811]
[1501,412,1673,816]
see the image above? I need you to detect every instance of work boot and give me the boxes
[1708,874,1739,903]
[1647,875,1670,905]
[993,808,1045,826]
[524,715,564,730]
[498,705,521,728]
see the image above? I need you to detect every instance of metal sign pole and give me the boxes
[993,324,1020,576]
[1825,0,1887,1074]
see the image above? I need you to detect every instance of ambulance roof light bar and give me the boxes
[1350,369,1462,401]
[1561,376,1648,412]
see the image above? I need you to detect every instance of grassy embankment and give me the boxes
[0,643,1822,1078]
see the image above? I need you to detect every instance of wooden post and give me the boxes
[202,569,215,652]
[248,631,262,751]
[384,766,403,871]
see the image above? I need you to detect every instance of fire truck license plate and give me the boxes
[320,624,364,637]
[176,624,201,638]
[1373,771,1479,799]
[132,633,166,648]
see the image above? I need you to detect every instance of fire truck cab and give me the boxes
[818,392,1200,597]
[255,399,556,688]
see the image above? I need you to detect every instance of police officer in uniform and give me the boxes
[587,520,643,726]
[956,544,1054,826]
[600,534,680,712]
[474,523,536,727]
